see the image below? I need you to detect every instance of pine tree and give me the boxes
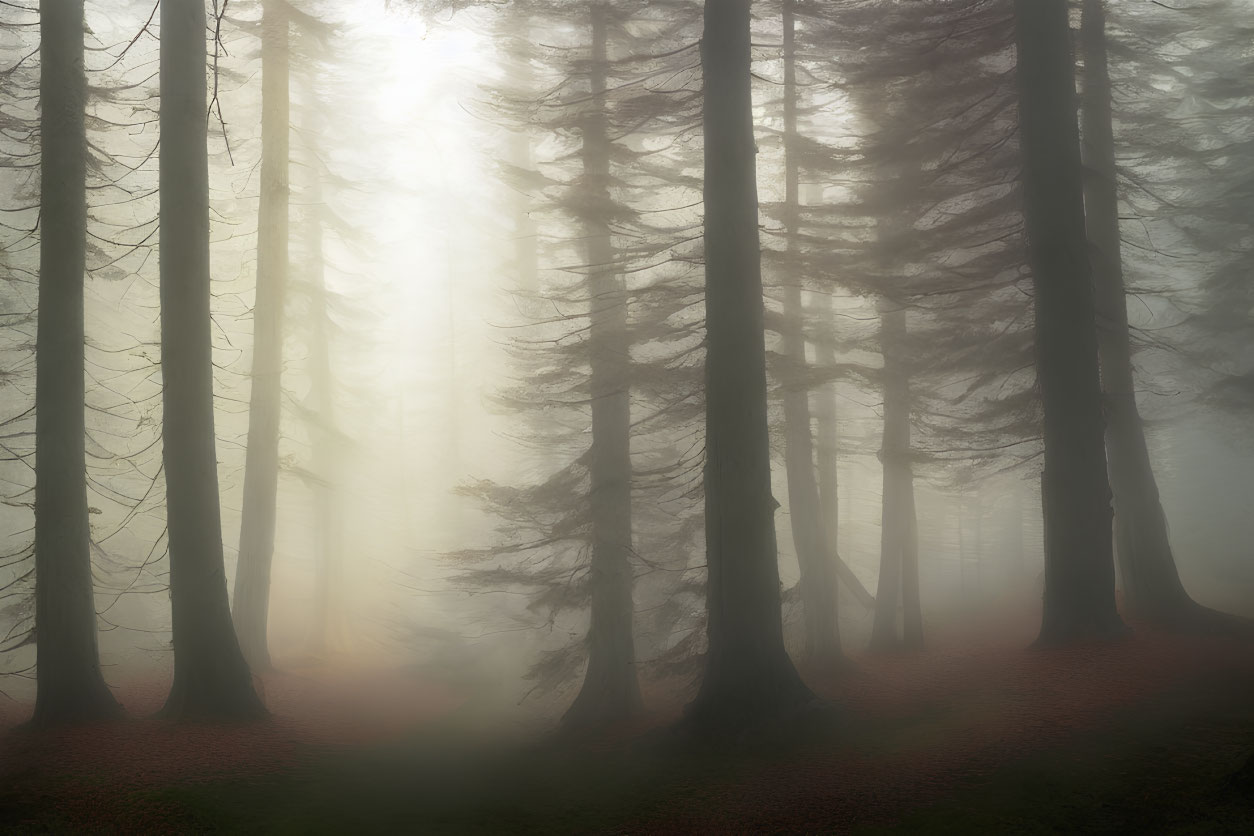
[778,0,842,666]
[684,0,814,734]
[32,0,122,725]
[794,0,1029,650]
[233,0,292,671]
[562,3,642,730]
[1079,0,1193,627]
[1014,0,1122,644]
[159,0,265,720]
[435,0,706,726]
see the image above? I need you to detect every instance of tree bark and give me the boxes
[1013,0,1122,644]
[160,0,265,720]
[685,0,814,735]
[563,4,641,730]
[33,0,121,725]
[1009,481,1024,581]
[813,275,874,612]
[870,301,917,650]
[233,0,291,671]
[1079,0,1195,626]
[780,0,841,666]
[900,467,923,648]
[974,487,984,595]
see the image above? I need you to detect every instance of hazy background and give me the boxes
[1,0,1251,711]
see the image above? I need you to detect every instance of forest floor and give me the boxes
[2,605,1254,834]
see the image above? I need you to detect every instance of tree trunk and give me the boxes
[813,291,874,613]
[974,487,984,595]
[304,80,342,659]
[1013,0,1122,645]
[781,0,841,667]
[33,0,121,725]
[810,269,873,613]
[160,0,265,720]
[563,4,641,730]
[685,0,814,734]
[870,301,913,650]
[958,492,967,596]
[1009,481,1024,581]
[233,0,290,672]
[900,467,923,648]
[308,202,341,659]
[1079,0,1194,626]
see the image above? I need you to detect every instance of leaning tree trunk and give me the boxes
[1014,0,1122,645]
[780,0,841,667]
[160,0,265,720]
[685,0,814,735]
[563,4,641,730]
[1079,0,1195,627]
[33,0,121,725]
[233,0,290,671]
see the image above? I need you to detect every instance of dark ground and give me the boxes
[2,605,1253,834]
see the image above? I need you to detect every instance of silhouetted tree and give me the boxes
[1014,0,1121,644]
[870,299,921,651]
[685,0,814,734]
[233,0,291,671]
[794,0,1028,650]
[778,0,841,666]
[1101,1,1253,422]
[436,0,705,726]
[1079,0,1195,627]
[32,0,122,725]
[562,3,642,729]
[159,0,265,719]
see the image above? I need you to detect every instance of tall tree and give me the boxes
[302,75,343,658]
[233,0,292,671]
[32,0,121,725]
[811,289,875,614]
[440,0,704,714]
[900,464,922,646]
[1013,0,1121,644]
[563,3,641,730]
[160,0,265,719]
[1078,0,1197,627]
[686,0,814,733]
[793,0,1027,645]
[869,299,921,650]
[779,0,841,667]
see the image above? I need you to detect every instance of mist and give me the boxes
[2,0,1253,832]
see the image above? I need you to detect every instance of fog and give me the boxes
[2,0,1253,831]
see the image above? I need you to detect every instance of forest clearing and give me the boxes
[4,603,1254,832]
